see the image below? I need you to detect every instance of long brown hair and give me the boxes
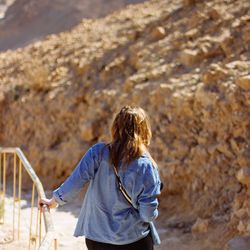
[109,106,155,168]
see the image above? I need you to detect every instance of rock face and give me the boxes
[0,0,250,248]
[0,0,145,51]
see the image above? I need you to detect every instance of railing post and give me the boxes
[54,238,58,250]
[2,152,6,224]
[18,156,22,240]
[29,183,35,250]
[0,152,3,224]
[13,152,17,240]
[39,208,43,245]
[35,197,40,249]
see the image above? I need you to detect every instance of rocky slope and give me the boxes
[0,0,250,248]
[0,0,145,51]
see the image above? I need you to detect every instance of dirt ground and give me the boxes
[0,193,233,250]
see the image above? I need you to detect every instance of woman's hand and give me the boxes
[39,197,58,211]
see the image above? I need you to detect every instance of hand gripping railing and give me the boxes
[0,147,58,250]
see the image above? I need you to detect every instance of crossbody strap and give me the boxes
[113,164,163,206]
[112,160,162,246]
[113,165,134,207]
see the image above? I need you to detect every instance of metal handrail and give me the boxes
[0,147,57,250]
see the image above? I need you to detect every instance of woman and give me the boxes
[39,106,162,250]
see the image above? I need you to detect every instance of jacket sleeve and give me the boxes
[136,163,161,223]
[53,144,102,205]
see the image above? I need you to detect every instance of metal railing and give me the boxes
[0,147,58,250]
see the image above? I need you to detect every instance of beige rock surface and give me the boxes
[0,0,250,248]
[236,76,250,91]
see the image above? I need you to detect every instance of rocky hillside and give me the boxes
[0,0,250,248]
[0,0,145,51]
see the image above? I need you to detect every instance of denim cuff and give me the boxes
[53,188,67,206]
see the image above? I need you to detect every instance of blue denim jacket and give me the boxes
[53,143,161,245]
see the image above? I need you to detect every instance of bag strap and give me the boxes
[113,159,163,208]
[113,165,134,207]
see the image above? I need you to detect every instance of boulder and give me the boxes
[237,167,250,186]
[179,49,202,67]
[236,76,250,91]
[150,26,166,41]
[202,64,228,84]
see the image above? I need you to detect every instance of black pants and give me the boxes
[85,234,153,250]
